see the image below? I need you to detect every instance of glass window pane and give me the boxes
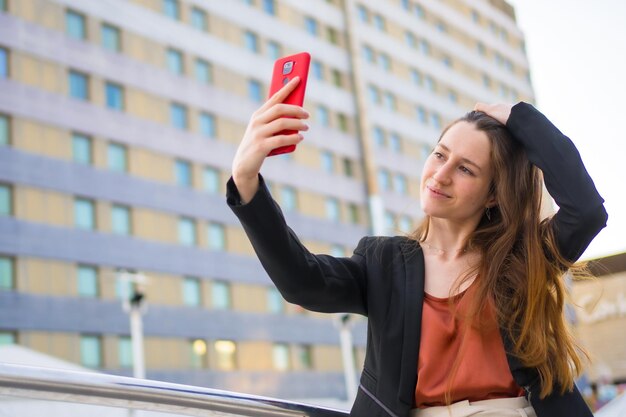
[0,48,7,78]
[170,103,188,129]
[207,223,225,250]
[166,48,184,75]
[195,59,212,84]
[304,17,318,36]
[118,336,133,368]
[105,82,124,110]
[74,198,95,230]
[267,41,281,60]
[108,143,127,172]
[372,126,385,147]
[416,106,427,124]
[0,184,11,216]
[295,345,312,369]
[72,133,91,164]
[69,71,88,100]
[348,203,359,224]
[394,174,407,195]
[77,265,98,297]
[262,0,275,15]
[389,133,401,153]
[163,0,180,19]
[66,10,86,40]
[431,113,441,129]
[311,61,323,80]
[190,339,207,368]
[212,281,231,310]
[280,187,297,212]
[325,198,340,222]
[330,245,344,257]
[0,115,8,146]
[101,24,121,52]
[357,5,368,22]
[191,7,208,31]
[267,287,284,313]
[399,216,413,233]
[317,106,329,126]
[111,205,130,235]
[0,332,15,346]
[178,218,196,246]
[378,169,390,191]
[183,277,201,306]
[244,31,258,53]
[80,335,102,368]
[248,80,262,102]
[214,340,236,370]
[202,167,219,194]
[321,151,333,173]
[272,343,290,371]
[0,257,14,290]
[175,160,192,187]
[200,113,215,138]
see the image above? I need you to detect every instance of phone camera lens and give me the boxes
[282,61,294,75]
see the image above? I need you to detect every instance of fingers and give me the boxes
[257,76,301,114]
[259,117,309,138]
[263,133,304,153]
[257,103,309,125]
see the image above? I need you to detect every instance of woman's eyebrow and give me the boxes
[437,143,483,172]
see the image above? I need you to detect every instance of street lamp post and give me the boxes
[118,270,148,380]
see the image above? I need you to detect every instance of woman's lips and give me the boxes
[426,185,451,198]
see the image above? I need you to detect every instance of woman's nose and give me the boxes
[432,163,452,184]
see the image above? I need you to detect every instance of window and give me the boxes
[74,198,95,230]
[0,332,15,346]
[482,74,491,88]
[394,174,407,195]
[166,48,184,75]
[389,133,401,153]
[0,256,14,290]
[399,216,412,233]
[207,223,225,250]
[471,9,480,23]
[419,39,430,55]
[343,158,354,177]
[367,85,380,104]
[405,31,416,48]
[105,82,124,110]
[178,217,197,246]
[477,42,486,56]
[118,337,133,368]
[190,339,207,368]
[0,184,10,216]
[273,343,290,371]
[304,17,318,36]
[330,245,344,257]
[101,24,121,52]
[248,79,262,102]
[436,22,447,33]
[311,61,323,80]
[199,112,216,138]
[244,31,259,53]
[183,277,202,307]
[431,113,441,129]
[170,103,188,129]
[373,14,385,31]
[0,115,8,146]
[327,27,338,45]
[338,113,348,132]
[356,5,369,23]
[280,187,297,212]
[416,106,427,124]
[68,70,89,100]
[414,4,425,19]
[378,169,390,191]
[80,335,102,368]
[383,92,396,111]
[331,69,342,88]
[362,45,374,63]
[163,0,180,20]
[0,0,6,11]
[348,203,359,224]
[191,7,208,31]
[325,198,340,222]
[401,0,410,10]
[424,75,436,92]
[321,151,333,173]
[111,205,131,235]
[372,126,385,147]
[72,133,92,165]
[385,211,395,232]
[317,105,329,127]
[442,56,452,68]
[379,53,391,71]
[212,281,231,310]
[107,143,127,172]
[195,59,212,84]
[0,48,8,78]
[267,41,281,60]
[77,265,98,297]
[66,10,86,40]
[294,345,313,369]
[267,287,284,313]
[262,0,275,15]
[214,340,236,370]
[175,160,192,187]
[202,167,219,194]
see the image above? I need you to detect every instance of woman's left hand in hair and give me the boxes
[474,103,513,125]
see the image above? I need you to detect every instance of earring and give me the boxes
[485,207,492,221]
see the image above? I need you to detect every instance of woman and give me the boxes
[227,77,607,417]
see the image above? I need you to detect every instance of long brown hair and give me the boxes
[411,111,587,399]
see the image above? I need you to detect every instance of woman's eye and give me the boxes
[433,152,444,159]
[459,166,474,175]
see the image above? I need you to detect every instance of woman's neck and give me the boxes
[421,217,479,259]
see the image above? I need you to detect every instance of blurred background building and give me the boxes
[0,0,534,402]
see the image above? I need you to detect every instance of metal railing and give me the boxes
[0,363,349,417]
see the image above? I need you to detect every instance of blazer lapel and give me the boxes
[397,239,425,406]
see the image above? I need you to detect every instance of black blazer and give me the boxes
[227,103,607,417]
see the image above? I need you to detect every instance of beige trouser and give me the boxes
[410,396,536,417]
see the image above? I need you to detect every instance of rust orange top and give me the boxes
[414,287,524,408]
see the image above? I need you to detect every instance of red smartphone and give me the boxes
[267,52,311,156]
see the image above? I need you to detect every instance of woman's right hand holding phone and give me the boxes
[231,76,309,204]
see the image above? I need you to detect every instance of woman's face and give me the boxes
[420,121,495,224]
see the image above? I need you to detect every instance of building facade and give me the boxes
[0,0,534,400]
